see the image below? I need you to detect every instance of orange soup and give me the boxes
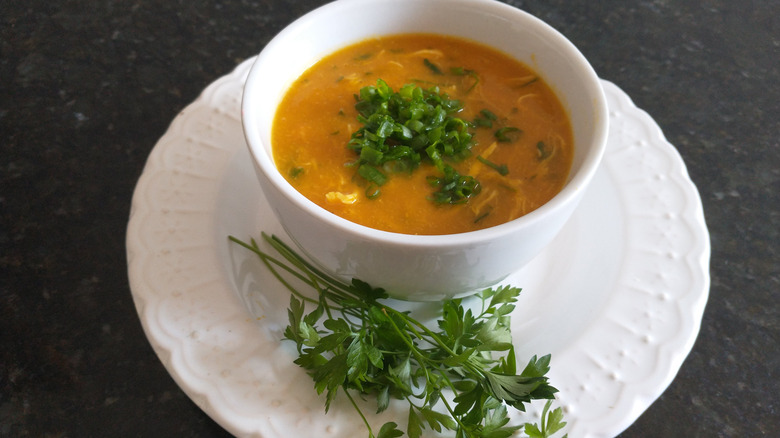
[272,34,573,235]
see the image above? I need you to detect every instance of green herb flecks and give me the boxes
[348,79,478,204]
[451,67,480,93]
[477,155,509,176]
[288,167,305,179]
[474,208,492,224]
[423,58,444,75]
[426,166,481,204]
[537,141,552,161]
[229,234,567,438]
[519,77,539,88]
[472,109,523,144]
[495,127,522,143]
[473,109,497,128]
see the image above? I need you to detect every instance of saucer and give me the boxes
[127,57,709,437]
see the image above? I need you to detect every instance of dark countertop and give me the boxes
[1,0,777,436]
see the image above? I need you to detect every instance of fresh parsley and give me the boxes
[473,109,497,128]
[230,234,568,438]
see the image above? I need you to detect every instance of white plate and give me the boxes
[127,58,710,438]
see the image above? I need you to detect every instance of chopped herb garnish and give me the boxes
[358,163,387,186]
[520,77,539,87]
[427,165,481,204]
[474,208,492,223]
[537,141,552,160]
[409,78,437,86]
[481,109,498,121]
[288,167,304,179]
[477,155,509,176]
[348,79,478,203]
[473,118,492,128]
[364,184,381,200]
[473,109,498,128]
[423,58,443,75]
[495,126,522,142]
[451,66,480,92]
[229,234,566,438]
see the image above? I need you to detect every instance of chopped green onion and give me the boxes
[537,141,552,160]
[480,109,497,120]
[288,167,304,179]
[520,77,539,87]
[473,109,498,128]
[477,155,509,176]
[474,209,491,223]
[450,67,480,92]
[358,164,387,186]
[427,165,481,204]
[365,184,381,199]
[423,58,443,75]
[347,79,478,204]
[495,126,522,142]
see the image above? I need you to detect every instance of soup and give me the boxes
[272,34,573,235]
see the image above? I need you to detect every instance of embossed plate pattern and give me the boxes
[126,58,710,437]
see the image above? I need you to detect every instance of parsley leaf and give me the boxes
[524,400,568,438]
[230,234,568,438]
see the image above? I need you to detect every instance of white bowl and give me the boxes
[242,0,608,301]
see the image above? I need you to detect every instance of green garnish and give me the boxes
[348,79,478,204]
[426,166,481,204]
[525,400,569,438]
[537,141,552,160]
[229,234,567,438]
[519,77,539,88]
[477,155,509,176]
[451,67,480,92]
[358,164,388,198]
[423,58,444,75]
[288,167,304,179]
[495,127,522,143]
[474,209,491,224]
[473,109,498,128]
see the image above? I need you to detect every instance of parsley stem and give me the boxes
[344,390,374,437]
[384,307,459,358]
[228,236,318,305]
[381,308,436,378]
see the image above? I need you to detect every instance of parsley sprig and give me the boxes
[230,234,568,438]
[348,79,480,204]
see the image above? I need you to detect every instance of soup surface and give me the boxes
[272,34,573,235]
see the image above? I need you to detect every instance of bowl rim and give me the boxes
[242,0,609,248]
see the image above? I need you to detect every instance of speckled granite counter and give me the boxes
[1,0,777,436]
